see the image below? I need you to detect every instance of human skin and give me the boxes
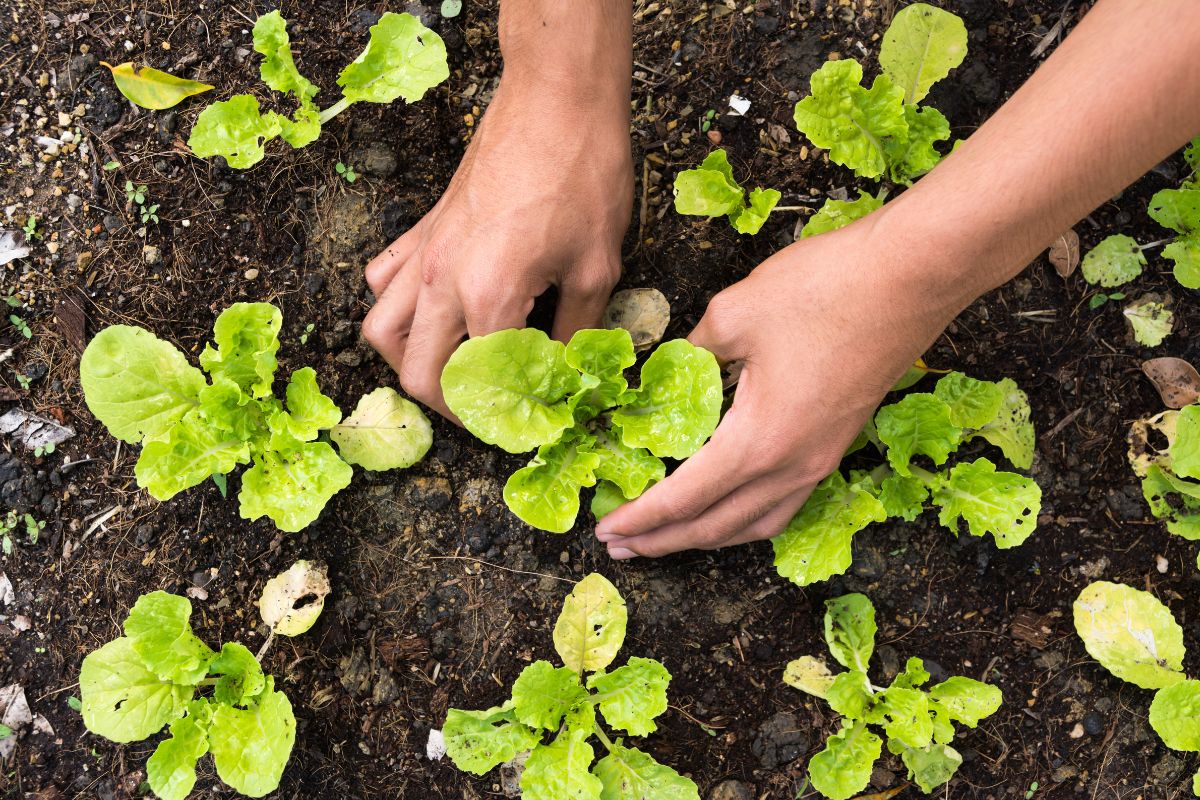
[364,0,1200,559]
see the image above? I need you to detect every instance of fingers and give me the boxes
[399,295,467,419]
[551,256,620,342]
[722,488,812,547]
[365,225,423,297]
[361,261,423,374]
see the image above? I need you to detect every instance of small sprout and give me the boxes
[1026,782,1039,799]
[22,216,41,241]
[258,560,331,636]
[299,322,315,344]
[1088,291,1125,310]
[33,442,55,458]
[14,372,31,391]
[103,160,121,171]
[24,514,44,544]
[67,696,82,712]
[9,313,32,339]
[335,162,358,183]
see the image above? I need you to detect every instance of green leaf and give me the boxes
[277,102,321,148]
[1149,680,1200,751]
[208,643,266,706]
[134,410,250,500]
[730,187,781,235]
[1148,187,1200,235]
[505,434,602,532]
[824,593,876,673]
[199,303,283,399]
[1081,235,1146,287]
[1171,406,1200,480]
[253,11,318,102]
[783,656,836,700]
[1072,581,1186,690]
[338,12,450,105]
[879,3,968,104]
[238,441,354,532]
[875,393,961,476]
[146,703,211,800]
[886,104,950,184]
[443,703,540,775]
[80,325,206,444]
[807,720,881,800]
[1164,234,1200,289]
[80,637,192,743]
[553,573,628,675]
[893,742,963,793]
[442,328,580,453]
[673,149,745,217]
[878,473,929,521]
[969,377,1035,469]
[793,59,907,180]
[928,676,1002,730]
[124,591,215,685]
[591,480,632,521]
[512,661,588,731]
[188,95,283,169]
[933,372,1005,429]
[587,657,671,736]
[1141,465,1200,540]
[870,686,933,749]
[330,386,432,471]
[565,328,636,415]
[826,670,873,720]
[1124,297,1175,347]
[102,61,213,110]
[283,368,341,440]
[592,428,666,501]
[520,729,604,800]
[593,740,700,800]
[611,339,723,459]
[891,657,931,690]
[209,677,295,797]
[196,377,269,443]
[931,458,1041,548]
[772,472,887,586]
[800,190,884,239]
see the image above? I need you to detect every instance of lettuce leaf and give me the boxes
[879,2,968,104]
[591,429,665,501]
[80,636,193,743]
[123,591,215,685]
[772,472,887,586]
[800,190,884,239]
[209,643,267,707]
[330,386,432,471]
[1081,234,1146,287]
[512,660,587,731]
[338,12,449,105]
[931,458,1040,548]
[886,104,950,184]
[520,729,604,800]
[553,573,628,675]
[1148,680,1200,751]
[807,720,880,800]
[968,377,1035,469]
[146,702,211,800]
[134,410,250,500]
[505,434,603,533]
[443,703,540,775]
[1072,581,1186,690]
[824,593,877,673]
[593,741,699,800]
[208,677,295,797]
[238,442,354,532]
[587,657,670,736]
[199,303,283,399]
[730,187,781,235]
[875,393,962,476]
[188,96,284,169]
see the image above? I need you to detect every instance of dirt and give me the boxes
[2,1,1198,799]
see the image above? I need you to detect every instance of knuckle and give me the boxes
[360,311,388,347]
[398,366,436,402]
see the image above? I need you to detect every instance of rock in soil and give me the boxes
[708,779,754,800]
[751,711,807,769]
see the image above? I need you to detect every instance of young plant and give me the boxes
[126,180,160,224]
[672,149,782,235]
[442,573,699,800]
[334,162,358,183]
[440,328,723,532]
[1087,290,1125,310]
[1128,401,1200,567]
[7,296,32,339]
[1074,581,1200,795]
[785,593,1001,798]
[792,4,967,236]
[79,302,432,532]
[188,11,448,169]
[0,511,42,551]
[22,215,41,241]
[772,371,1041,586]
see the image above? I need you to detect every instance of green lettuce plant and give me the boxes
[772,371,1041,586]
[188,11,449,168]
[79,591,298,800]
[1073,581,1200,795]
[792,3,966,237]
[440,328,723,532]
[1128,402,1200,567]
[672,149,782,234]
[785,593,1001,798]
[442,573,699,800]
[79,302,432,532]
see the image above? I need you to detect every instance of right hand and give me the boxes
[362,79,634,418]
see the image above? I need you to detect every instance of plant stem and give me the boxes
[773,206,810,212]
[593,725,615,753]
[1139,238,1173,251]
[318,97,353,125]
[255,630,276,662]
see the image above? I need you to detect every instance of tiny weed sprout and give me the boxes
[8,310,32,339]
[125,181,160,224]
[792,3,966,236]
[1074,582,1200,795]
[299,322,315,344]
[79,302,432,532]
[672,149,782,235]
[772,371,1041,587]
[1088,290,1125,310]
[785,594,1001,798]
[188,11,449,169]
[440,328,723,532]
[22,215,40,241]
[1128,401,1200,567]
[335,161,358,183]
[443,573,699,800]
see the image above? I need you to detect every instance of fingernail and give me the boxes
[595,531,617,543]
[595,522,614,537]
[608,547,638,560]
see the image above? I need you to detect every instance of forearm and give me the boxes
[879,0,1200,321]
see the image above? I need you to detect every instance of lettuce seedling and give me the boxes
[441,328,722,532]
[672,149,782,234]
[443,573,699,800]
[188,11,448,168]
[1073,581,1200,795]
[79,591,296,800]
[79,302,432,532]
[1128,403,1200,567]
[772,371,1041,587]
[785,593,1001,798]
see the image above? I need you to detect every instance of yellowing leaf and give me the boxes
[552,573,628,675]
[102,62,214,110]
[258,560,330,636]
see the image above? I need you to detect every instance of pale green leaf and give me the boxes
[1149,680,1200,751]
[146,703,211,800]
[512,660,588,731]
[879,3,968,104]
[1072,581,1186,690]
[878,473,929,521]
[894,742,963,793]
[807,720,881,800]
[553,573,628,675]
[253,11,318,102]
[338,12,450,105]
[673,149,744,217]
[824,593,876,673]
[1081,235,1145,287]
[886,104,950,184]
[931,458,1040,548]
[876,393,961,476]
[730,187,780,235]
[587,657,671,736]
[443,704,540,775]
[1124,297,1175,347]
[869,686,933,749]
[928,676,1002,729]
[238,442,354,532]
[1171,405,1200,480]
[199,303,283,399]
[826,670,873,720]
[933,372,1005,429]
[209,677,295,797]
[592,428,665,501]
[188,95,283,169]
[520,729,604,800]
[891,657,931,690]
[800,190,883,239]
[505,434,602,532]
[565,328,636,415]
[330,387,432,471]
[134,410,250,500]
[124,591,215,685]
[591,480,631,521]
[1164,234,1200,289]
[258,560,330,637]
[772,472,887,586]
[80,637,192,743]
[102,62,213,110]
[1141,465,1200,540]
[1148,187,1200,235]
[783,656,836,700]
[209,643,266,706]
[283,367,341,440]
[593,741,700,800]
[969,377,1035,469]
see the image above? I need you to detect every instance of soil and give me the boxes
[2,1,1198,799]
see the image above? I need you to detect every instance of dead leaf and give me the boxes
[0,408,75,450]
[603,288,671,350]
[1048,229,1080,277]
[0,572,13,606]
[258,560,330,636]
[1010,609,1053,649]
[1141,357,1200,409]
[0,231,30,267]
[0,387,19,401]
[0,684,32,758]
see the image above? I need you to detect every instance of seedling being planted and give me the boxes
[188,11,448,168]
[673,148,782,235]
[440,328,723,532]
[772,371,1041,586]
[443,573,699,800]
[80,302,432,532]
[1073,581,1200,795]
[785,594,1002,798]
[1128,401,1200,567]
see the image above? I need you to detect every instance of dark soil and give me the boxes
[2,1,1197,799]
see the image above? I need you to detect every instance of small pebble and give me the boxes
[244,268,260,280]
[707,129,722,145]
[1083,711,1105,736]
[1069,722,1085,739]
[1156,554,1168,573]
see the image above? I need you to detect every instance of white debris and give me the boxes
[0,684,32,758]
[727,94,751,116]
[1156,555,1169,574]
[425,728,446,761]
[0,409,76,451]
[0,572,13,606]
[0,231,30,266]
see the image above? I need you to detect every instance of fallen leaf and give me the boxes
[100,61,213,110]
[0,231,30,267]
[603,288,671,351]
[1048,229,1080,277]
[0,572,13,606]
[0,409,75,450]
[258,560,330,636]
[1142,357,1200,409]
[0,684,31,758]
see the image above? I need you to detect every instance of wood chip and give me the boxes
[54,289,87,354]
[1010,608,1054,649]
[1048,229,1080,277]
[1141,357,1200,409]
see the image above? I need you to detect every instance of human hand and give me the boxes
[594,211,970,558]
[362,76,633,418]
